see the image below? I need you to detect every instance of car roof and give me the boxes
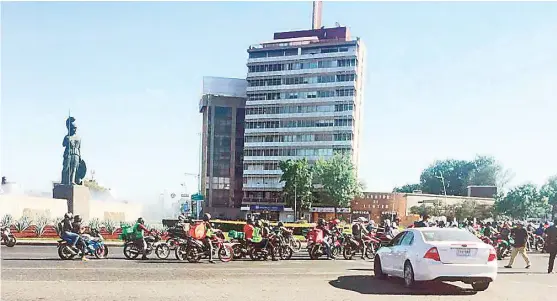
[409,227,467,232]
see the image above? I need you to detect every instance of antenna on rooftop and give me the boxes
[312,1,322,30]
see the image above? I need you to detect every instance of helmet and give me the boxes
[255,220,262,227]
[277,221,284,227]
[357,217,367,223]
[317,218,325,226]
[203,213,211,222]
[331,219,340,225]
[64,212,73,220]
[137,217,145,224]
[73,215,82,223]
[246,216,254,225]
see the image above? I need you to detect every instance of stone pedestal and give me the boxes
[53,184,91,221]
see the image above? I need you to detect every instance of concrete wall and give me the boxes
[0,195,143,222]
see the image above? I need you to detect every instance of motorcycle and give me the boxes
[528,234,546,252]
[342,233,377,260]
[175,229,233,263]
[496,236,513,260]
[282,228,301,252]
[1,226,16,247]
[307,228,333,260]
[57,229,108,260]
[123,229,166,260]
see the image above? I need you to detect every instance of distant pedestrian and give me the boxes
[545,220,557,274]
[505,222,531,269]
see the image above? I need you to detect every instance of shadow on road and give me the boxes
[329,275,478,296]
[347,268,373,271]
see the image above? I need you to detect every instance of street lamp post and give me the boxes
[435,172,448,217]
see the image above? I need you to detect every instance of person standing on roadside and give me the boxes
[545,219,557,274]
[505,222,531,269]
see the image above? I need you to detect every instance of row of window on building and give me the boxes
[245,103,354,115]
[248,74,356,87]
[244,132,353,143]
[247,58,358,73]
[245,118,353,130]
[244,147,351,157]
[248,45,355,59]
[247,89,355,101]
[360,204,392,209]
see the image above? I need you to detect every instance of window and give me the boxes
[390,232,407,246]
[421,229,481,242]
[400,232,414,246]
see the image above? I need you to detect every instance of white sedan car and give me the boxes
[374,227,497,291]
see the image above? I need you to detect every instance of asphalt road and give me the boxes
[1,246,556,301]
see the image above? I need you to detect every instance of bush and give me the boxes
[34,216,49,237]
[52,217,63,236]
[1,214,13,227]
[103,219,118,235]
[88,218,101,231]
[14,216,32,233]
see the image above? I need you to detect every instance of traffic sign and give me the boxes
[191,193,204,201]
[170,193,176,199]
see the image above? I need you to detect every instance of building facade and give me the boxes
[351,192,407,222]
[199,77,247,219]
[242,27,366,214]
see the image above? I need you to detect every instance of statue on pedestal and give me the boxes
[61,116,87,185]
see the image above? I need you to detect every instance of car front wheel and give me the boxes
[471,281,490,291]
[373,256,387,280]
[403,262,415,288]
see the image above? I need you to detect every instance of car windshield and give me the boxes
[421,229,481,242]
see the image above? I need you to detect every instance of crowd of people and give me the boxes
[410,215,557,274]
[57,210,557,273]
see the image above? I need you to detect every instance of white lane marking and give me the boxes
[509,280,557,288]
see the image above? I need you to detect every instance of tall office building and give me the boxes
[199,77,247,219]
[242,26,366,218]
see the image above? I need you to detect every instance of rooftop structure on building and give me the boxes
[242,21,366,212]
[199,77,247,219]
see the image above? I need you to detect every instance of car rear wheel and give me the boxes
[403,262,415,288]
[373,256,387,280]
[471,281,490,291]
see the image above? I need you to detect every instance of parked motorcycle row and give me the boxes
[119,226,305,263]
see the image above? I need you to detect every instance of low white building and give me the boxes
[0,194,143,223]
[404,193,495,215]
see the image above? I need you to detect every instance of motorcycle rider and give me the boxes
[352,217,369,260]
[133,217,152,260]
[71,215,88,261]
[59,213,79,255]
[316,218,335,260]
[545,219,557,274]
[201,213,215,264]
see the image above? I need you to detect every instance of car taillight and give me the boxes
[488,248,496,262]
[423,247,441,261]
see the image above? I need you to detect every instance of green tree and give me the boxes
[541,175,557,219]
[279,159,313,219]
[393,183,421,193]
[419,155,509,197]
[314,154,362,217]
[409,205,429,217]
[420,159,475,196]
[494,184,549,219]
[468,155,514,191]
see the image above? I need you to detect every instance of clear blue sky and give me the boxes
[2,2,556,204]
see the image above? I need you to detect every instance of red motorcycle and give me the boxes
[307,228,331,260]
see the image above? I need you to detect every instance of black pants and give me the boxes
[549,250,557,273]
